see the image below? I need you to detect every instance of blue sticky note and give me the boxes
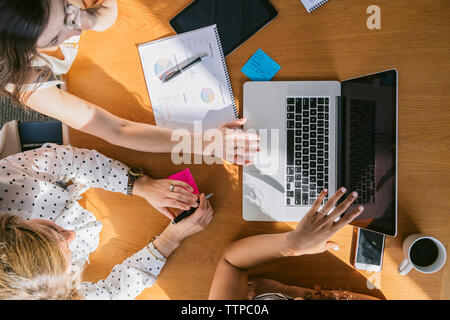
[241,49,281,81]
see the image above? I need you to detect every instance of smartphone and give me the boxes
[354,228,385,272]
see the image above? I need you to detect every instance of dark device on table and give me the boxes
[339,70,398,236]
[169,0,278,56]
[172,206,198,224]
[172,193,213,224]
[242,69,398,237]
[354,228,385,272]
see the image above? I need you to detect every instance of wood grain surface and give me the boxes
[66,0,450,300]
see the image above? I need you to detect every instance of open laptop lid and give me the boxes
[338,69,398,236]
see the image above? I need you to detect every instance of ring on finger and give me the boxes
[170,185,175,192]
[317,210,328,216]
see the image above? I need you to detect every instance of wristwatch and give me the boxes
[127,167,144,196]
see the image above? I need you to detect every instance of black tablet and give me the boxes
[170,0,278,56]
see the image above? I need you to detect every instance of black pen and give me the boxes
[171,193,214,224]
[159,52,208,83]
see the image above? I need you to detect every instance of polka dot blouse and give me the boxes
[0,143,166,299]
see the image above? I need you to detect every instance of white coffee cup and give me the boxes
[398,234,447,276]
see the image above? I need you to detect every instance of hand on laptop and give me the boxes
[133,175,199,220]
[284,187,364,257]
[209,118,260,165]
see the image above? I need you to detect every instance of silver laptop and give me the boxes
[243,70,398,237]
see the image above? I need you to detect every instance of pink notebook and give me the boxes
[166,168,199,194]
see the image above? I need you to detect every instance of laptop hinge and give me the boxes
[336,96,346,193]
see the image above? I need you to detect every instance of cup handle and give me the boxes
[398,258,413,276]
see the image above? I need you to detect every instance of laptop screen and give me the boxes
[339,70,397,236]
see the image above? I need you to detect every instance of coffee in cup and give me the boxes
[398,234,447,276]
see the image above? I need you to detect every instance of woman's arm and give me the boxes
[68,0,118,31]
[26,87,176,153]
[26,86,259,162]
[208,188,364,300]
[78,193,214,300]
[209,233,292,300]
[3,142,200,220]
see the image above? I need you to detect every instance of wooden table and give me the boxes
[66,0,450,300]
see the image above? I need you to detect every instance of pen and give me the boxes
[171,193,214,224]
[159,52,208,83]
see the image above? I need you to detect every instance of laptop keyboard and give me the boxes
[286,97,330,206]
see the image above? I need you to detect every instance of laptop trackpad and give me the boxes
[243,171,284,220]
[247,128,281,174]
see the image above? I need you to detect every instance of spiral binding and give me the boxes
[213,27,239,119]
[309,0,329,12]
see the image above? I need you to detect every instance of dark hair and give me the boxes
[0,0,52,105]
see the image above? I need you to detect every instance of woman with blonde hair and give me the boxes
[0,214,82,300]
[0,143,214,299]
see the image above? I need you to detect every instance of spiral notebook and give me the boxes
[138,24,238,132]
[300,0,329,13]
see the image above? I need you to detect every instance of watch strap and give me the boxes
[127,168,143,196]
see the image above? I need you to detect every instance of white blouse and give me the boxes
[0,143,166,299]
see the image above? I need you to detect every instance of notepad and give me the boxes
[300,0,329,13]
[241,49,281,81]
[138,25,238,132]
[167,168,199,194]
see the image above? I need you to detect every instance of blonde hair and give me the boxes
[0,214,83,300]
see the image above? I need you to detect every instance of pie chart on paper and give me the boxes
[201,87,215,103]
[154,58,173,77]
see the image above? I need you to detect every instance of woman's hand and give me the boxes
[132,175,199,220]
[205,118,260,165]
[65,3,97,31]
[284,187,364,256]
[160,193,214,245]
[78,9,98,31]
[66,0,118,32]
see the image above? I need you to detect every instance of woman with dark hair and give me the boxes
[0,0,259,165]
[1,0,118,100]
